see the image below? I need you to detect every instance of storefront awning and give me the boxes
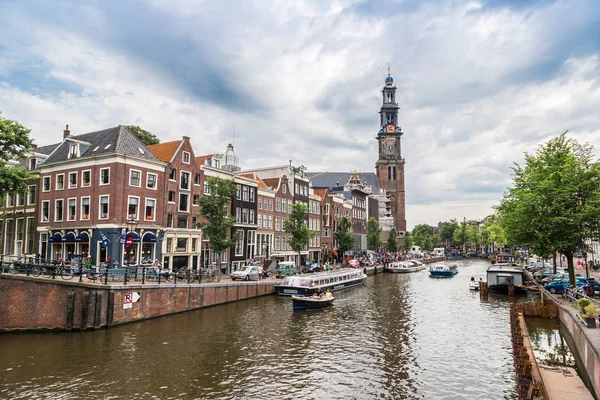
[142,232,157,243]
[75,232,90,242]
[61,232,76,243]
[125,231,141,243]
[48,233,62,243]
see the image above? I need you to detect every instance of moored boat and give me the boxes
[429,263,458,278]
[469,280,480,290]
[291,295,335,310]
[486,265,528,295]
[387,260,426,273]
[274,268,367,296]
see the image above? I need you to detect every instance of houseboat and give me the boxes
[429,263,458,278]
[273,268,367,296]
[387,260,426,273]
[486,265,528,295]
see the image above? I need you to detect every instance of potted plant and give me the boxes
[577,298,597,328]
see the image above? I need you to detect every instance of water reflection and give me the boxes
[0,259,518,399]
[527,317,576,368]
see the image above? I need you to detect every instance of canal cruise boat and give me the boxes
[487,253,528,295]
[274,268,367,296]
[429,263,458,278]
[387,260,426,273]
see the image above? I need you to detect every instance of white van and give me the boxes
[432,248,445,257]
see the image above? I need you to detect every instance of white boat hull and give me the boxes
[388,265,426,273]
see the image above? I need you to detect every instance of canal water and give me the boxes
[1,259,523,399]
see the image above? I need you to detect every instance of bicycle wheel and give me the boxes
[9,264,18,275]
[60,268,75,280]
[40,267,53,278]
[30,265,41,276]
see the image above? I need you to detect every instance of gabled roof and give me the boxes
[43,126,160,164]
[240,173,269,189]
[314,188,328,198]
[35,143,60,155]
[307,171,380,192]
[262,177,280,190]
[196,155,212,167]
[147,140,182,163]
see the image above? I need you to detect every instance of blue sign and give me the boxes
[119,231,127,245]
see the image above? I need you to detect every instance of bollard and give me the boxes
[508,283,515,297]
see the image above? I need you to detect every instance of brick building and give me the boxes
[308,190,322,263]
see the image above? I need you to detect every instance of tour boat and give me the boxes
[429,263,458,278]
[274,268,367,296]
[291,295,335,310]
[387,260,426,273]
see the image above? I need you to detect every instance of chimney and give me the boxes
[63,124,70,139]
[31,143,38,150]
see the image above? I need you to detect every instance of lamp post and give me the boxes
[125,215,138,284]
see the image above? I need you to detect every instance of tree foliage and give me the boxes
[0,114,33,198]
[452,219,469,250]
[198,177,241,278]
[497,132,600,284]
[284,202,315,265]
[387,228,398,252]
[334,217,355,258]
[126,125,160,146]
[439,219,458,246]
[366,217,382,251]
[403,231,413,251]
[412,224,436,250]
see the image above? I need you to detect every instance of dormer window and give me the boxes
[29,158,36,170]
[68,143,79,159]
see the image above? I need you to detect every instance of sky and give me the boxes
[1,0,600,230]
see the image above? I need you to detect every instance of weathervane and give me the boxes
[387,62,391,77]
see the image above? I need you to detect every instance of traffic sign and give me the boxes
[123,292,141,309]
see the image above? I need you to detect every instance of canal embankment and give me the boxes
[0,274,276,332]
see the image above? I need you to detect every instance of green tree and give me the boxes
[403,231,413,251]
[497,133,600,284]
[412,224,435,250]
[387,228,398,252]
[283,202,315,270]
[439,219,458,247]
[0,114,33,197]
[366,217,382,251]
[453,219,469,251]
[126,125,160,146]
[198,177,241,280]
[334,217,354,261]
[466,224,481,252]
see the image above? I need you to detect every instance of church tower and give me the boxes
[375,67,407,235]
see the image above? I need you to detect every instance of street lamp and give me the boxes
[126,214,138,266]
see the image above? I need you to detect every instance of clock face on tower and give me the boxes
[386,124,395,133]
[385,137,395,154]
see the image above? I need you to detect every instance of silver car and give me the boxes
[231,265,260,281]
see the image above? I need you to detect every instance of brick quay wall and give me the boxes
[0,274,276,332]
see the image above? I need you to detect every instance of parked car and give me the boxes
[546,277,586,294]
[480,252,493,259]
[464,252,478,258]
[231,265,261,281]
[540,273,570,286]
[527,262,552,272]
[303,263,323,273]
[274,261,296,278]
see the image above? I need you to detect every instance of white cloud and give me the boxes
[1,0,599,230]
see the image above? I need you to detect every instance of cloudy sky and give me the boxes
[1,0,599,229]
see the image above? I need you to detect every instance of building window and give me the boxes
[42,176,50,192]
[56,174,64,190]
[26,217,34,254]
[100,168,110,185]
[275,217,280,232]
[192,216,197,228]
[41,201,50,222]
[276,198,281,212]
[250,209,255,224]
[6,193,14,207]
[242,186,249,201]
[236,185,241,200]
[203,182,210,194]
[193,194,200,206]
[180,172,190,190]
[99,195,109,219]
[242,208,248,224]
[268,215,272,229]
[27,185,36,205]
[275,237,280,251]
[68,143,79,158]
[235,231,244,255]
[257,213,262,227]
[194,174,200,185]
[282,184,286,194]
[17,192,25,207]
[55,199,64,221]
[282,236,287,250]
[168,191,175,203]
[169,168,176,180]
[177,238,188,252]
[183,151,190,164]
[68,172,77,188]
[128,197,139,219]
[258,198,262,210]
[145,199,156,221]
[82,170,91,187]
[81,197,90,220]
[177,215,188,228]
[147,173,157,189]
[29,158,36,170]
[192,238,197,252]
[263,215,267,228]
[67,198,76,221]
[179,194,189,212]
[130,170,141,187]
[167,213,173,228]
[282,199,287,213]
[236,207,241,223]
[166,238,173,252]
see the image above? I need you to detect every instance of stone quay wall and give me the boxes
[0,274,276,332]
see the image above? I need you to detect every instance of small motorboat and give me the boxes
[469,280,480,290]
[291,295,335,310]
[429,263,458,278]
